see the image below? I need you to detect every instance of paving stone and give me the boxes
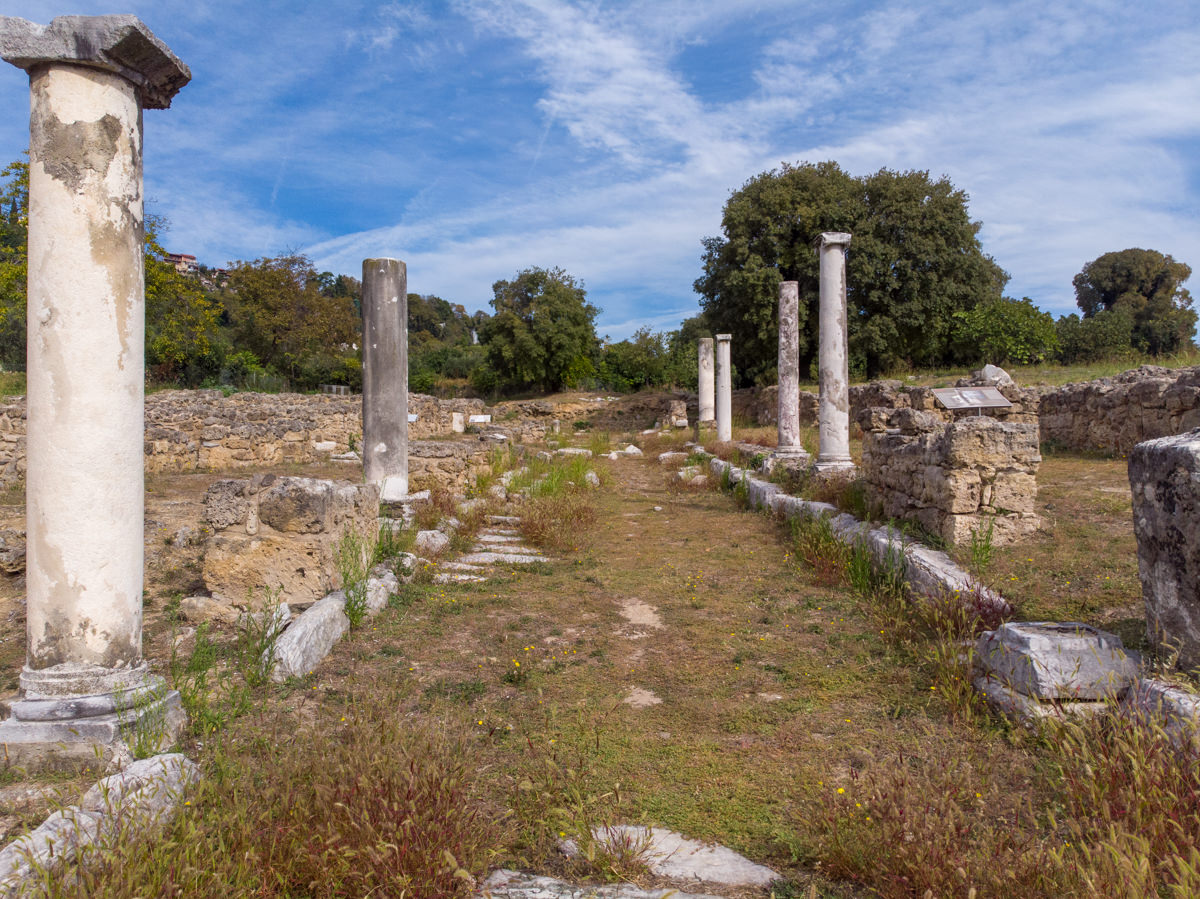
[478,870,722,898]
[477,533,522,544]
[459,551,546,565]
[588,826,777,887]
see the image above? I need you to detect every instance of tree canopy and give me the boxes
[1073,248,1194,355]
[695,161,1008,382]
[479,266,599,394]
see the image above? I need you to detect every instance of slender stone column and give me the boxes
[775,280,808,462]
[815,232,854,472]
[697,338,715,424]
[0,16,189,768]
[362,258,409,501]
[715,334,733,443]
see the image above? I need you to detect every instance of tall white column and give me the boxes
[815,232,854,472]
[362,258,409,501]
[775,280,808,462]
[697,337,714,424]
[0,15,189,768]
[715,334,732,443]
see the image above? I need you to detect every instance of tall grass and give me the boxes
[36,697,498,898]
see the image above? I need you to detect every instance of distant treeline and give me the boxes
[0,157,1193,397]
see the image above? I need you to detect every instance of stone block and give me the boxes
[1120,678,1200,748]
[975,622,1138,700]
[271,593,350,681]
[990,469,1037,513]
[202,533,330,607]
[974,675,1108,724]
[415,530,450,556]
[1129,429,1200,670]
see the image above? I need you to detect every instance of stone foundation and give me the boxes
[859,409,1041,546]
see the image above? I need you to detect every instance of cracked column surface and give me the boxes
[362,258,409,501]
[775,280,808,460]
[715,334,732,443]
[697,337,714,424]
[0,15,189,767]
[816,232,854,472]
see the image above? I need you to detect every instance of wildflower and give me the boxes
[837,788,845,794]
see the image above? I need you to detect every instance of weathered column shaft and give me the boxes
[715,334,732,443]
[25,64,145,673]
[816,233,853,470]
[362,258,409,501]
[776,280,802,454]
[697,338,714,423]
[0,15,190,767]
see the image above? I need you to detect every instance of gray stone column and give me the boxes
[362,258,409,501]
[775,280,808,463]
[815,233,854,472]
[697,338,715,424]
[715,334,732,443]
[0,16,189,768]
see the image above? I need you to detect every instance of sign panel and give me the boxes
[468,414,492,424]
[407,413,418,422]
[931,386,1012,410]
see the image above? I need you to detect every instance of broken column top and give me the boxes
[0,15,190,109]
[818,231,852,247]
[716,333,731,341]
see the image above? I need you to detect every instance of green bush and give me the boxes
[952,296,1059,365]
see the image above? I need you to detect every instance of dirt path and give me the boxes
[300,452,1027,895]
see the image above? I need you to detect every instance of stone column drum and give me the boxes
[775,280,808,462]
[815,232,854,472]
[362,258,409,502]
[0,15,190,768]
[697,338,715,425]
[715,334,733,443]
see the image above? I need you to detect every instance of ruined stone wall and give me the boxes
[1039,366,1200,454]
[740,366,1200,454]
[0,390,488,486]
[858,409,1041,547]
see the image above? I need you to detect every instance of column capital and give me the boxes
[817,231,852,249]
[0,15,190,109]
[715,333,732,342]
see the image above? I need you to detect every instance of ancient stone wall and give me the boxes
[1039,366,1200,454]
[0,390,487,486]
[739,366,1200,454]
[858,409,1041,546]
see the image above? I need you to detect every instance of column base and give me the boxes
[765,448,811,475]
[379,474,411,503]
[813,457,855,475]
[0,668,185,773]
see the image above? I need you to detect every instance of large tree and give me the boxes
[1072,248,1194,355]
[480,266,598,393]
[695,161,1008,382]
[221,254,361,389]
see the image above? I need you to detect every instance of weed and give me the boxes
[335,527,376,628]
[233,587,288,688]
[969,518,996,580]
[588,430,611,456]
[790,512,847,587]
[48,700,497,897]
[806,740,1063,898]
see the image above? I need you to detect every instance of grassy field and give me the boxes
[1,428,1188,898]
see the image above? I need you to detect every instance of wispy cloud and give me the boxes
[0,0,1195,340]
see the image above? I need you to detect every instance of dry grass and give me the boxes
[0,418,1191,897]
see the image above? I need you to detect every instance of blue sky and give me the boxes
[1,0,1197,340]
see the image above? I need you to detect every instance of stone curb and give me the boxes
[705,455,1010,616]
[0,753,197,895]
